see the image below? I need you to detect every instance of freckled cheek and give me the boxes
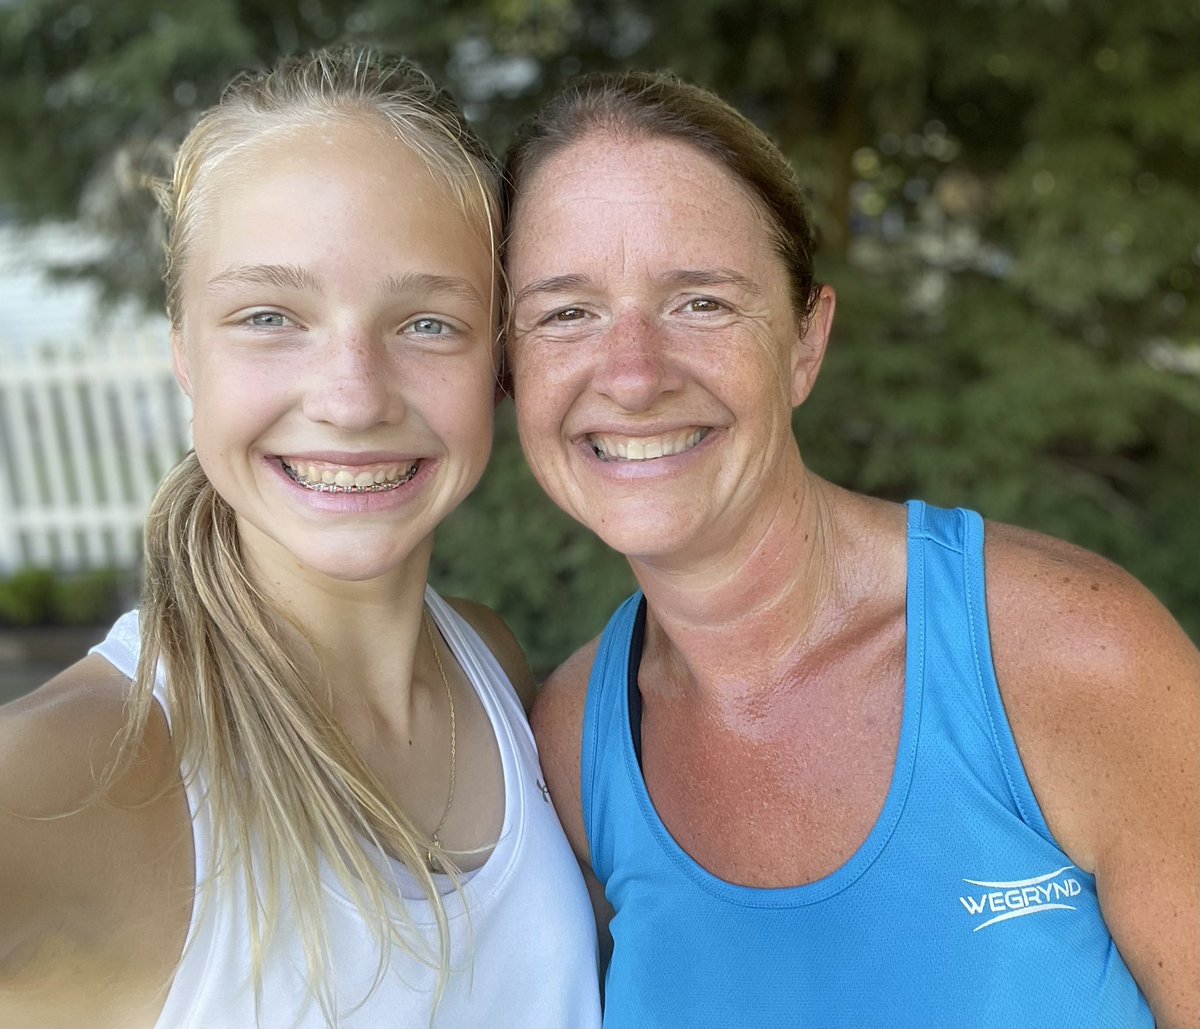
[515,394,575,462]
[427,371,497,454]
[188,365,291,442]
[703,347,792,403]
[514,410,569,489]
[515,337,591,387]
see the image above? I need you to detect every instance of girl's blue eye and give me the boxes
[249,311,287,327]
[410,317,448,335]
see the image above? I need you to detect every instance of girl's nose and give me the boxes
[302,333,399,431]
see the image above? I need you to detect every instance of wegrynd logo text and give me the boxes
[959,865,1082,932]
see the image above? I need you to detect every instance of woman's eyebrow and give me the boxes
[513,273,594,306]
[514,269,763,305]
[660,268,763,295]
[205,263,320,293]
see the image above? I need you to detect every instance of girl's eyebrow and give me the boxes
[206,263,319,293]
[375,272,487,306]
[205,266,486,307]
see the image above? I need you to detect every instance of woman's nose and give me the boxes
[590,311,684,411]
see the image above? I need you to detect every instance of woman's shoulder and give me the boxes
[981,517,1199,854]
[981,518,1185,668]
[981,517,1197,719]
[530,639,600,781]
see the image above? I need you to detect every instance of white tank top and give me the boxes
[90,588,600,1029]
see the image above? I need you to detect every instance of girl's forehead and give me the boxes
[178,127,494,297]
[192,120,476,240]
[209,117,429,185]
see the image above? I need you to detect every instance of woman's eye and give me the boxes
[248,311,289,328]
[408,317,449,336]
[684,297,723,313]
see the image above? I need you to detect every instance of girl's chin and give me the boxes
[241,530,434,587]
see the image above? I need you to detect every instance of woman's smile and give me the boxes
[585,427,710,462]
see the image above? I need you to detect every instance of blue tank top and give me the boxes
[583,501,1152,1028]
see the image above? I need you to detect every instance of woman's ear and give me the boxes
[790,284,836,407]
[171,326,194,399]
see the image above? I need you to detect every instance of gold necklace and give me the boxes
[423,610,456,873]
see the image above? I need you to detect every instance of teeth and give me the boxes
[281,459,420,493]
[589,429,707,462]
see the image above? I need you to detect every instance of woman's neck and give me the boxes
[631,476,900,708]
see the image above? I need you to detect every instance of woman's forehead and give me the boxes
[509,132,781,277]
[524,131,740,200]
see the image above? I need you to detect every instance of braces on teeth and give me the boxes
[283,460,419,493]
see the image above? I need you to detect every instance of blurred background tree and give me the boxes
[2,0,1197,673]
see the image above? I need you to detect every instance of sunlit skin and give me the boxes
[175,119,497,608]
[507,132,834,579]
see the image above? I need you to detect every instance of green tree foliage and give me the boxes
[2,0,1197,669]
[0,565,128,626]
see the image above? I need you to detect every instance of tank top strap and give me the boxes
[905,499,1054,842]
[581,591,644,884]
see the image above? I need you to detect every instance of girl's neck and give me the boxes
[243,530,436,710]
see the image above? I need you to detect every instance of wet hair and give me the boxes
[112,47,500,1022]
[501,69,819,321]
[159,45,500,327]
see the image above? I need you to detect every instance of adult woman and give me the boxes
[0,48,599,1027]
[502,71,1198,1027]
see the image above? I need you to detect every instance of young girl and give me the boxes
[0,48,600,1028]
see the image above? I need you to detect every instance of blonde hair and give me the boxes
[114,46,501,1021]
[161,45,500,326]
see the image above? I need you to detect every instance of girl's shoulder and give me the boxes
[0,656,192,1005]
[443,597,537,714]
[0,653,164,819]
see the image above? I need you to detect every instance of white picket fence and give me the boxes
[0,332,192,572]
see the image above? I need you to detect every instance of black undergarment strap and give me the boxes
[627,595,648,767]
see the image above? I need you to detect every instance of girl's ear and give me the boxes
[790,284,836,407]
[171,327,194,398]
